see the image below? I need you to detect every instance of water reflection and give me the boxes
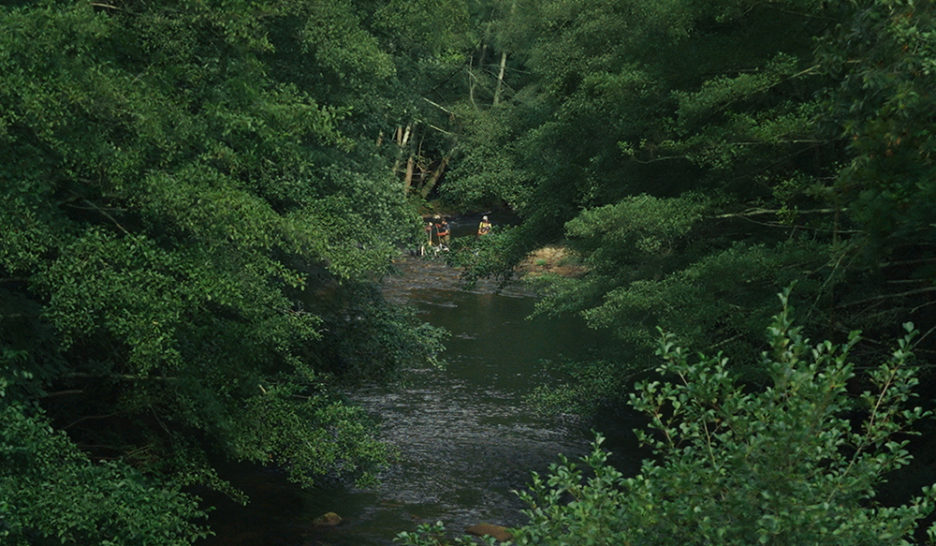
[206,255,634,545]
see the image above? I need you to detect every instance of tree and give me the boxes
[819,0,936,334]
[0,0,447,541]
[440,0,936,412]
[1,356,209,545]
[439,0,838,405]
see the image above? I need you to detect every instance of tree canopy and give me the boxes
[0,0,455,542]
[438,0,936,411]
[4,0,936,543]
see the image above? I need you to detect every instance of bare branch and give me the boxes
[69,195,131,236]
[422,97,455,117]
[839,287,936,307]
[65,412,121,430]
[65,372,179,381]
[40,389,85,399]
[712,207,840,219]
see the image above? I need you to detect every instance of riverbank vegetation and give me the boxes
[399,294,936,544]
[0,1,451,543]
[3,0,936,543]
[414,0,936,543]
[513,296,935,544]
[447,0,936,408]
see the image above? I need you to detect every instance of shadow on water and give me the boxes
[205,254,644,545]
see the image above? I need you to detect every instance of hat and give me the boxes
[482,215,488,220]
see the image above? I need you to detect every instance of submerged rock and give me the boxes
[465,523,512,542]
[312,512,342,527]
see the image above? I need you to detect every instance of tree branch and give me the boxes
[41,389,85,399]
[839,287,936,307]
[422,97,455,117]
[712,207,840,219]
[65,412,121,430]
[65,372,179,381]
[70,195,131,236]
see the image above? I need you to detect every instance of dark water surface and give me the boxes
[206,255,639,545]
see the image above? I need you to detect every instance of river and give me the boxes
[206,249,643,545]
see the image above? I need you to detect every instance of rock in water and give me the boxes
[312,512,342,527]
[465,523,512,542]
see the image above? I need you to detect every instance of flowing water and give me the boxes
[206,246,642,545]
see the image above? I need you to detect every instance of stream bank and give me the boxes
[205,253,639,545]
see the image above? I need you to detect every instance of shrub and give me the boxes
[513,289,936,544]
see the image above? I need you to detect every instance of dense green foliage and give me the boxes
[5,0,936,542]
[397,294,936,544]
[0,0,456,542]
[439,0,936,411]
[2,361,209,545]
[393,0,936,542]
[515,296,934,544]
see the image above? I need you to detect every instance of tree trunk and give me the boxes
[469,54,476,107]
[392,124,413,180]
[492,1,516,106]
[400,124,412,146]
[493,51,507,106]
[471,23,492,108]
[420,154,450,198]
[403,155,416,193]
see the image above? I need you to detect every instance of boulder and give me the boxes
[465,523,512,542]
[312,512,342,527]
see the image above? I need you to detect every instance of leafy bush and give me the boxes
[0,366,209,545]
[514,290,936,544]
[397,290,936,544]
[395,521,497,546]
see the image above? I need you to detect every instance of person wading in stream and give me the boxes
[435,216,450,250]
[477,215,492,238]
[420,220,433,255]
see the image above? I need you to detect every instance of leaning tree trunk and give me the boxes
[419,153,451,198]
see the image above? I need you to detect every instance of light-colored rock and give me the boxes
[516,245,587,279]
[312,512,342,527]
[465,523,512,542]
